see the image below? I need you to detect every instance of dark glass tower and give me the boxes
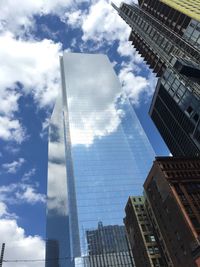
[45,52,155,266]
[149,70,200,157]
[112,1,200,157]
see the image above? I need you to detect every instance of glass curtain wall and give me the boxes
[46,52,155,267]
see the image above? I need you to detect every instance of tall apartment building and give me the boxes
[124,196,165,267]
[112,1,199,76]
[144,157,200,267]
[45,52,155,267]
[112,1,200,156]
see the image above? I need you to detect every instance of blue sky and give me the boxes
[0,0,169,266]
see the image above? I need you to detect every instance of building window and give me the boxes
[193,113,199,123]
[186,105,193,115]
[148,247,154,255]
[141,224,146,231]
[175,231,181,240]
[150,235,156,242]
[181,245,187,255]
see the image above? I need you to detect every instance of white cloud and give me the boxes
[0,90,20,116]
[0,201,44,266]
[0,184,17,195]
[15,186,45,204]
[119,65,149,105]
[0,32,61,107]
[0,183,45,205]
[0,202,9,217]
[63,10,84,28]
[62,0,138,61]
[0,32,62,143]
[4,145,20,155]
[82,0,131,42]
[117,41,143,64]
[0,0,81,35]
[0,219,45,267]
[119,62,157,105]
[0,86,23,144]
[0,116,25,143]
[0,201,17,219]
[2,158,25,174]
[22,168,36,182]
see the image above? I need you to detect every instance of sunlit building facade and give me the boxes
[45,52,155,266]
[160,0,200,22]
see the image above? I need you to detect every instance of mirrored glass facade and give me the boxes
[46,53,155,267]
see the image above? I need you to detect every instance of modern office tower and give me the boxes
[112,1,200,156]
[149,69,200,157]
[84,222,134,267]
[45,52,155,267]
[144,157,200,267]
[124,196,165,267]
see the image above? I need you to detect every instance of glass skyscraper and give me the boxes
[45,52,155,267]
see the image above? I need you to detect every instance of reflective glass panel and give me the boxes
[46,53,155,267]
